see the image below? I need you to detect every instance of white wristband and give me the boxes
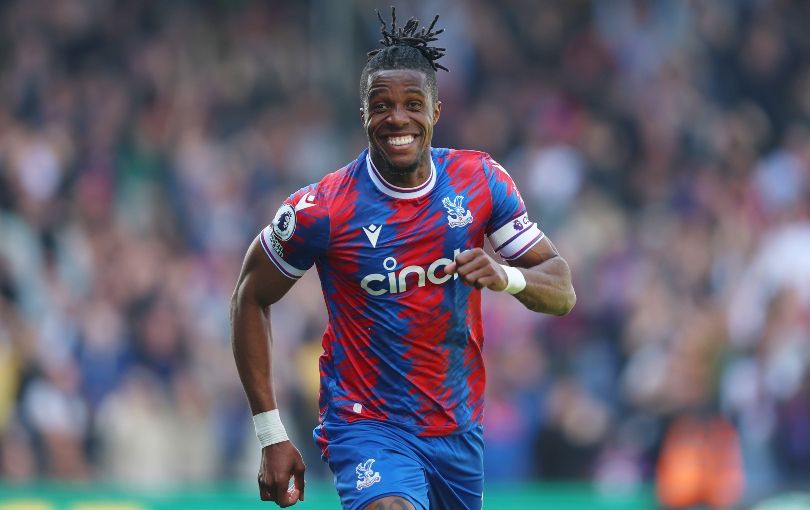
[253,409,289,448]
[501,265,526,294]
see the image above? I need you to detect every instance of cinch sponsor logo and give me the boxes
[360,249,462,296]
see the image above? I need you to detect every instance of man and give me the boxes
[231,9,576,510]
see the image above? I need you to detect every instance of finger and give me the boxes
[477,275,505,291]
[453,249,475,264]
[275,478,290,507]
[448,249,489,275]
[282,487,300,507]
[456,256,490,278]
[258,479,273,502]
[294,464,306,501]
[462,267,494,287]
[459,272,481,287]
[280,471,301,506]
[454,248,481,264]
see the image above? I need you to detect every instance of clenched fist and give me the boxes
[443,248,509,291]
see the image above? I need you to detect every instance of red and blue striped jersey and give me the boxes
[259,148,544,446]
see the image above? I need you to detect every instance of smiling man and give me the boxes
[231,8,576,510]
[364,67,437,179]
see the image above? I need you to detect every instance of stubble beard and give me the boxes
[373,144,427,176]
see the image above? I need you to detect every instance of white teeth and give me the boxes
[388,135,414,146]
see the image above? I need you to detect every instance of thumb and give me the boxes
[284,487,300,506]
[294,465,305,502]
[444,261,457,274]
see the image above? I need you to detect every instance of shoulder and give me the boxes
[434,147,491,163]
[434,148,503,172]
[434,148,510,186]
[290,154,365,209]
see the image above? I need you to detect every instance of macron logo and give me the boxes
[295,192,317,211]
[362,224,382,248]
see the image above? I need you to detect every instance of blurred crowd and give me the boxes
[0,0,809,506]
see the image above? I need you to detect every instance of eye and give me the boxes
[371,103,388,113]
[408,101,423,110]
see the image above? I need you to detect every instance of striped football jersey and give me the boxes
[259,147,544,451]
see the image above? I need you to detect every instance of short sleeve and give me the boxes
[483,156,545,261]
[259,185,330,279]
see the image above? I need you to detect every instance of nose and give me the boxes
[386,104,409,127]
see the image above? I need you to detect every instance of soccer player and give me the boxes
[231,9,576,510]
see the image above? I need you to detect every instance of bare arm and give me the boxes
[444,236,576,316]
[231,236,296,413]
[231,236,304,507]
[504,236,576,315]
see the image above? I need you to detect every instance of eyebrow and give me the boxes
[403,87,427,96]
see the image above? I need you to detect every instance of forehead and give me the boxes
[365,69,430,97]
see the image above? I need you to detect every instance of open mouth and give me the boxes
[386,134,416,147]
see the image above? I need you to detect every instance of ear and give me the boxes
[359,107,366,125]
[432,100,442,125]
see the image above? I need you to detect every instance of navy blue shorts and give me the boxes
[317,420,484,510]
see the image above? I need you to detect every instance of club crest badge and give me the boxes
[442,195,473,228]
[355,459,381,490]
[272,203,296,241]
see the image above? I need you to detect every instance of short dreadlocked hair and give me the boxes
[360,7,448,106]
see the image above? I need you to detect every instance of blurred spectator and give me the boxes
[656,415,744,509]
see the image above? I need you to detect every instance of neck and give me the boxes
[369,150,431,189]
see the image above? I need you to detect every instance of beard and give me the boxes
[384,158,420,175]
[373,144,425,176]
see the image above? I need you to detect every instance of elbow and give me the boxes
[551,286,577,316]
[561,287,577,315]
[524,286,576,316]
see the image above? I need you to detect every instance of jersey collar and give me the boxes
[366,151,436,200]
